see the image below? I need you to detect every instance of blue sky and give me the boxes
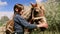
[0,0,47,19]
[0,0,47,12]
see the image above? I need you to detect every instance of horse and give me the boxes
[27,3,47,25]
[24,3,48,34]
[5,3,48,34]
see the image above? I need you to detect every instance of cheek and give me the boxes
[16,9,18,11]
[20,11,23,14]
[21,12,23,14]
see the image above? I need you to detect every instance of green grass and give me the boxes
[31,31,60,34]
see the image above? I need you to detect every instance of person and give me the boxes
[13,4,48,34]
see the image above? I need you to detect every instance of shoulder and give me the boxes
[14,14,20,18]
[14,14,23,19]
[16,14,20,17]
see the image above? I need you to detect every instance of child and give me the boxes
[13,4,48,34]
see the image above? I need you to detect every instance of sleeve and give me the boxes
[14,15,37,29]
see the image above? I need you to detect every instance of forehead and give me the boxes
[34,7,40,10]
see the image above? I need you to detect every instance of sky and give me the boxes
[0,0,47,19]
[0,0,47,12]
[0,0,36,12]
[0,12,13,19]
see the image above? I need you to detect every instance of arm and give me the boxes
[14,15,37,29]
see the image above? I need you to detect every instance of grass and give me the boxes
[31,30,60,34]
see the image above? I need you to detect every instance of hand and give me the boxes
[37,23,48,28]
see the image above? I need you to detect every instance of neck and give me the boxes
[15,13,21,15]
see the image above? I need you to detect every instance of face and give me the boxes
[15,8,24,15]
[31,3,40,13]
[19,10,24,15]
[34,7,40,12]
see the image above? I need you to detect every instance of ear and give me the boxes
[30,2,35,7]
[15,8,18,12]
[35,3,37,7]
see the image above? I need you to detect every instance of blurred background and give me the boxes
[0,0,60,34]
